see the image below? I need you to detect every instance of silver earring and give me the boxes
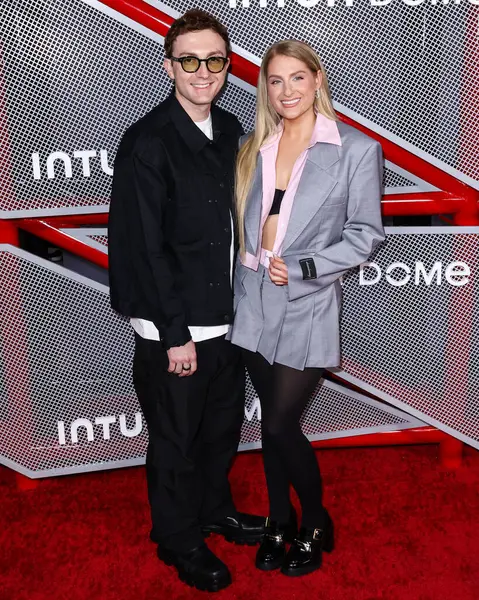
[315,89,321,99]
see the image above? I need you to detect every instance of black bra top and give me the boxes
[268,188,286,216]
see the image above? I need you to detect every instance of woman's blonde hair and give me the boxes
[235,40,337,255]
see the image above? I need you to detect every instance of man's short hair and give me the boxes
[164,9,231,58]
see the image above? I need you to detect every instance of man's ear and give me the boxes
[164,58,174,80]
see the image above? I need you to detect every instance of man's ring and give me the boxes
[182,363,191,371]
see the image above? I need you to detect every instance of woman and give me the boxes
[228,40,385,576]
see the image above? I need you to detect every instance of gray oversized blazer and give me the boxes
[228,120,385,370]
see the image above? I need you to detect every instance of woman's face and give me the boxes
[266,54,321,122]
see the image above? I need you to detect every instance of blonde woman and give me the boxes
[227,40,385,576]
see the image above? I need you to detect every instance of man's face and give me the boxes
[164,29,229,113]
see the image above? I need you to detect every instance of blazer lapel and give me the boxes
[282,144,340,252]
[244,155,263,256]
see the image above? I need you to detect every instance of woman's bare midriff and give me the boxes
[261,214,279,252]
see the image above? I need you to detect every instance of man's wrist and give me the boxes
[162,323,192,350]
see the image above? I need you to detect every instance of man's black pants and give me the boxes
[133,333,245,552]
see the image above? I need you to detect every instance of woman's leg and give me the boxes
[266,362,326,528]
[243,350,292,524]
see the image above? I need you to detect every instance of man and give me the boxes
[108,9,264,593]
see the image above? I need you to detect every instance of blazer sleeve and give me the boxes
[284,141,385,302]
[109,139,191,349]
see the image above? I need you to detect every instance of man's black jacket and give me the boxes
[108,93,244,349]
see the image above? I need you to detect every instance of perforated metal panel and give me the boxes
[241,376,423,451]
[60,227,479,452]
[383,162,439,195]
[384,168,415,191]
[89,234,108,247]
[0,1,477,477]
[0,0,458,219]
[0,245,145,476]
[156,0,479,187]
[60,228,109,253]
[0,0,255,218]
[0,244,426,477]
[340,227,479,449]
[3,227,478,478]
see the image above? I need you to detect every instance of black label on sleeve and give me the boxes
[299,258,317,280]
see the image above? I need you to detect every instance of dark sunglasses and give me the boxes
[170,56,228,74]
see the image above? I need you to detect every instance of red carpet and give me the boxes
[1,444,478,600]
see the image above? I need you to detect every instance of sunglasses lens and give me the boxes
[207,57,225,73]
[182,57,200,72]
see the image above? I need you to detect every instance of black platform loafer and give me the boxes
[255,508,298,572]
[201,512,265,545]
[157,543,232,592]
[281,512,334,577]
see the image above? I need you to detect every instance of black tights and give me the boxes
[243,350,326,528]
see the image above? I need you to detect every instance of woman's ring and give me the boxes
[182,363,191,371]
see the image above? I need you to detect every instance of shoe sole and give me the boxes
[280,540,333,577]
[280,563,322,577]
[178,571,232,592]
[255,558,284,571]
[225,534,262,546]
[157,549,232,592]
[203,531,262,546]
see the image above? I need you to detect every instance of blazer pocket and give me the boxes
[317,201,347,247]
[320,199,348,224]
[322,195,347,207]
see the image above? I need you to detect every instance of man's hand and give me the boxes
[269,256,288,285]
[167,340,197,377]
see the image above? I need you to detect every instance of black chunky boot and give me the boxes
[281,510,334,577]
[157,543,232,592]
[255,507,297,571]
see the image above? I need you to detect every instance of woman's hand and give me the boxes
[269,255,288,285]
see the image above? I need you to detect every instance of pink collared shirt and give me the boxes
[242,112,342,270]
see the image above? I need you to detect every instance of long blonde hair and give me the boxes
[235,40,337,255]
